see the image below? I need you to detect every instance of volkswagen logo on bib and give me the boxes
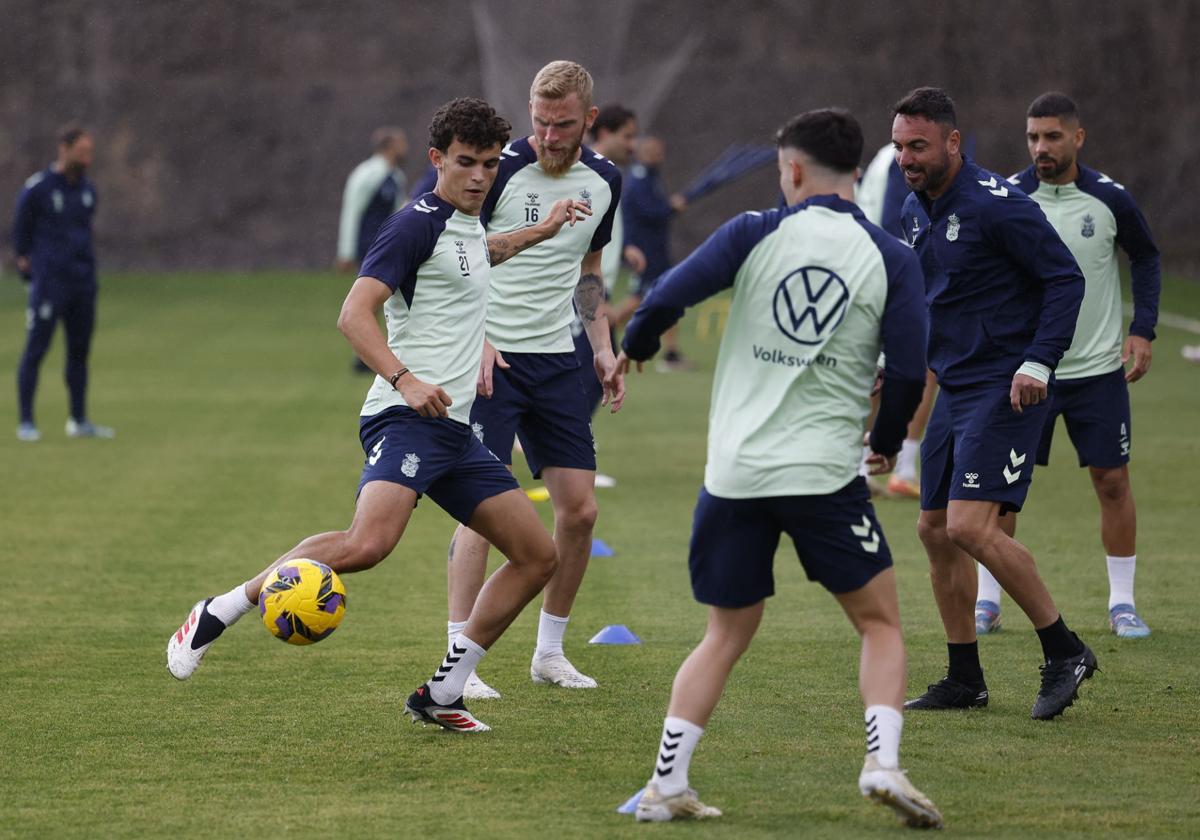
[772,266,850,346]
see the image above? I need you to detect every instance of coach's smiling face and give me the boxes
[892,115,960,198]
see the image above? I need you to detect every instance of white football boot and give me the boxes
[463,671,502,700]
[166,599,215,680]
[66,418,115,438]
[635,783,722,822]
[530,652,597,688]
[858,755,944,829]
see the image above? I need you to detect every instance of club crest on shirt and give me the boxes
[1081,214,1095,238]
[471,422,484,442]
[578,188,592,210]
[401,452,421,478]
[945,213,960,242]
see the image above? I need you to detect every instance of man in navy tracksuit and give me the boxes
[13,126,112,442]
[892,88,1096,721]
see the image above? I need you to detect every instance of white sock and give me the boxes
[858,444,872,477]
[535,609,569,658]
[896,438,920,483]
[447,619,468,645]
[651,716,703,796]
[429,634,486,705]
[1107,554,1136,609]
[865,705,902,770]
[208,583,254,626]
[976,562,1003,605]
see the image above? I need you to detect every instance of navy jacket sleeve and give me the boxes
[1112,191,1161,341]
[13,183,37,258]
[866,233,928,456]
[622,211,766,361]
[986,196,1085,370]
[358,208,442,307]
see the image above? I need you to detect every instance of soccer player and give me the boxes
[618,108,942,827]
[443,61,625,697]
[613,135,692,370]
[972,92,1160,639]
[167,97,590,733]
[336,127,409,274]
[13,126,114,442]
[892,87,1097,720]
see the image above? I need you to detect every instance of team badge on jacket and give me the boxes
[579,188,592,210]
[1081,214,1095,238]
[946,213,960,241]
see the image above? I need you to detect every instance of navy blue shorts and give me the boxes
[1036,368,1131,469]
[469,351,596,479]
[688,478,894,608]
[920,384,1053,514]
[358,406,519,525]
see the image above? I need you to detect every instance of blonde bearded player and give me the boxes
[443,61,626,698]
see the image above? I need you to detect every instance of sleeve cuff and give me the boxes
[1017,361,1051,384]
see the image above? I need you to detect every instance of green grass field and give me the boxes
[1,272,1198,838]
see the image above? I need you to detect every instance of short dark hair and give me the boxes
[1027,91,1080,122]
[893,87,957,128]
[589,103,636,140]
[428,98,511,153]
[58,124,88,147]
[775,108,863,173]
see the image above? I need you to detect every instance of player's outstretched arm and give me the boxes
[486,199,591,266]
[337,276,451,418]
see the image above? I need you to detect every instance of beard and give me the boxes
[1035,155,1072,181]
[536,133,583,176]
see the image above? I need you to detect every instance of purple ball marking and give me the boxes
[277,565,300,579]
[274,614,292,639]
[323,593,344,613]
[259,599,267,616]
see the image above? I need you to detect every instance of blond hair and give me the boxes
[530,60,594,108]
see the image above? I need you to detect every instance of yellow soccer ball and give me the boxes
[259,559,347,645]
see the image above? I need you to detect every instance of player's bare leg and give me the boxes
[528,465,599,687]
[446,522,501,697]
[1091,464,1149,636]
[408,489,557,732]
[915,501,1097,719]
[974,512,1015,633]
[636,602,761,822]
[836,570,943,829]
[168,481,415,679]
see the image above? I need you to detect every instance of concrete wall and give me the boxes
[2,0,1196,270]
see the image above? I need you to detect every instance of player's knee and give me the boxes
[520,537,558,585]
[342,534,395,572]
[1092,468,1129,504]
[944,518,989,556]
[559,496,598,534]
[917,516,950,551]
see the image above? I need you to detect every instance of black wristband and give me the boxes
[389,368,410,389]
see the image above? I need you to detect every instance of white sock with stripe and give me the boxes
[866,705,902,769]
[976,562,1003,605]
[429,634,485,705]
[1107,554,1136,609]
[208,583,254,625]
[650,716,703,796]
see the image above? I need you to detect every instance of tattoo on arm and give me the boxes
[487,235,518,266]
[574,273,604,323]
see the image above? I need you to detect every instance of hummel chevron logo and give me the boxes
[1098,173,1125,190]
[368,436,386,466]
[657,729,684,777]
[447,643,465,662]
[414,199,437,214]
[850,515,880,553]
[501,143,518,157]
[1003,449,1026,485]
[977,176,1009,197]
[1074,663,1087,680]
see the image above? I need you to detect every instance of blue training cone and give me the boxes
[591,537,615,557]
[589,624,642,645]
[617,787,646,814]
